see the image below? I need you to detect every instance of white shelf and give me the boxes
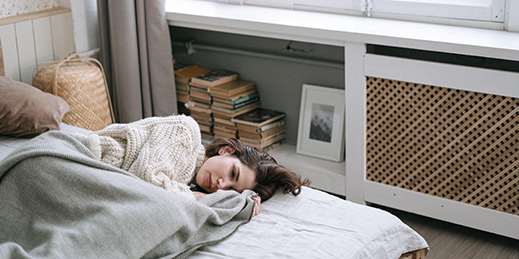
[166,0,519,61]
[267,144,346,196]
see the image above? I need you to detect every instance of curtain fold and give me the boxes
[97,0,177,123]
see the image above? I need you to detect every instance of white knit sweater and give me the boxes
[87,115,206,200]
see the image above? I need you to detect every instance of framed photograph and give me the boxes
[296,84,345,162]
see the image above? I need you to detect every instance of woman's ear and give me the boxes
[218,146,235,155]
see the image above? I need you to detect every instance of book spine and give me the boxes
[259,132,285,144]
[232,97,260,109]
[241,132,286,148]
[212,97,259,109]
[257,119,285,132]
[212,101,260,114]
[231,92,260,104]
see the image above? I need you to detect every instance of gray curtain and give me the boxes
[97,0,177,123]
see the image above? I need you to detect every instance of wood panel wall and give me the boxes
[0,7,74,84]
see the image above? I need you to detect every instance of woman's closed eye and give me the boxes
[228,166,241,191]
[230,166,240,182]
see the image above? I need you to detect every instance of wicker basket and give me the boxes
[32,55,114,131]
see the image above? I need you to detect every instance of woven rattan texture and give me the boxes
[33,62,112,131]
[366,77,519,215]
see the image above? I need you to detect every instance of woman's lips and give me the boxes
[207,174,212,190]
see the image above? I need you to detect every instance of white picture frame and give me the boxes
[296,84,345,162]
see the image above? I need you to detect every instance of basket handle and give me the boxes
[32,58,72,86]
[51,54,79,95]
[32,60,57,84]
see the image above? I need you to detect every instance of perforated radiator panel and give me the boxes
[365,76,519,215]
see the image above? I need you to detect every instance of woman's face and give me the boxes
[196,154,256,194]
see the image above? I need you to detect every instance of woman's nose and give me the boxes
[217,178,230,190]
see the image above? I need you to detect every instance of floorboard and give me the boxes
[372,205,519,259]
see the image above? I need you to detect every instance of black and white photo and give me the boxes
[309,103,334,143]
[297,84,345,162]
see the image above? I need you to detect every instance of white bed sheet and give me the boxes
[0,124,428,259]
[189,186,428,259]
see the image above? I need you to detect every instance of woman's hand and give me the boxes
[193,191,207,200]
[251,194,261,217]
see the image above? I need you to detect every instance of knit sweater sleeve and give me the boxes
[87,115,206,200]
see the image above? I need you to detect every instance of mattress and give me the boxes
[189,185,428,259]
[0,125,428,259]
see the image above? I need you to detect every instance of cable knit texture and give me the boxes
[87,115,206,200]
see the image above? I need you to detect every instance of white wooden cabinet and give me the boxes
[166,0,519,240]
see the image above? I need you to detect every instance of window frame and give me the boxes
[369,0,505,23]
[213,0,516,31]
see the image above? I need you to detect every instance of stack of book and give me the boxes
[188,69,239,143]
[210,79,260,119]
[231,108,286,152]
[173,64,211,115]
[210,79,262,139]
[213,116,239,139]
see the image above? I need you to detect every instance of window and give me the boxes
[216,0,509,28]
[369,0,505,22]
[244,0,364,13]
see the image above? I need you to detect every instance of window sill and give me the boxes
[166,0,519,61]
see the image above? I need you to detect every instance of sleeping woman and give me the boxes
[86,114,309,216]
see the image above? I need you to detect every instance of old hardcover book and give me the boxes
[213,128,237,139]
[237,124,286,139]
[210,88,258,101]
[175,81,190,91]
[212,91,260,105]
[187,99,211,109]
[211,101,261,115]
[236,119,285,133]
[209,80,255,97]
[211,104,260,119]
[193,117,212,126]
[190,111,212,122]
[239,131,286,145]
[213,117,237,127]
[214,124,237,133]
[212,97,260,110]
[201,133,215,145]
[174,65,211,84]
[190,69,238,88]
[231,108,286,127]
[189,88,211,101]
[176,91,189,103]
[188,96,211,107]
[188,105,212,115]
[240,132,286,150]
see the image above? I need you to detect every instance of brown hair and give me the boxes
[205,138,310,202]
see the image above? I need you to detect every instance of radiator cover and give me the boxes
[366,76,519,216]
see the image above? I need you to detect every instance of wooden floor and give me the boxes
[372,205,519,259]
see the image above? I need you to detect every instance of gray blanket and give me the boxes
[0,131,255,259]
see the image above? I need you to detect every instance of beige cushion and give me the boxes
[0,76,70,137]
